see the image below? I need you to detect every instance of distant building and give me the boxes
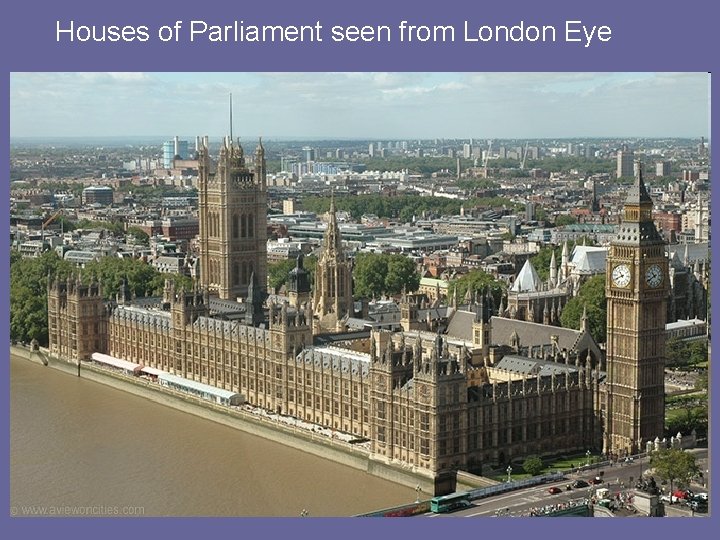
[616,146,634,178]
[82,186,113,206]
[163,136,190,169]
[302,146,316,162]
[655,161,671,177]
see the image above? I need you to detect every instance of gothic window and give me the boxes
[241,214,247,238]
[248,214,254,238]
[232,262,239,286]
[232,215,239,239]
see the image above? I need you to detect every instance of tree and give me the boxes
[10,250,74,345]
[385,255,421,295]
[83,256,174,300]
[352,253,420,298]
[695,371,708,392]
[560,275,607,343]
[555,215,578,227]
[126,226,150,246]
[268,259,297,291]
[522,455,544,476]
[530,245,562,282]
[650,448,699,498]
[666,339,709,368]
[447,269,506,307]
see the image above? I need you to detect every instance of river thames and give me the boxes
[10,354,413,516]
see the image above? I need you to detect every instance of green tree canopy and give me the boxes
[83,256,189,300]
[666,338,709,369]
[352,253,420,298]
[10,250,74,345]
[560,275,607,343]
[75,218,125,236]
[530,245,562,282]
[522,455,544,476]
[126,226,150,246]
[447,269,506,307]
[650,448,699,496]
[555,215,578,227]
[300,194,514,222]
[267,256,316,292]
[268,259,297,292]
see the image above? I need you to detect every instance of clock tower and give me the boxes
[604,163,668,455]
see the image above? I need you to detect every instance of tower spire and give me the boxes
[229,92,233,142]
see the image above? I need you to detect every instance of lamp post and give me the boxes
[586,450,591,467]
[415,485,422,503]
[507,465,513,483]
[300,509,309,517]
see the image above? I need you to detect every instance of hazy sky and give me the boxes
[10,72,710,139]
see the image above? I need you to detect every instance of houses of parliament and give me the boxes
[48,136,668,491]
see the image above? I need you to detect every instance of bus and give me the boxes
[430,492,472,513]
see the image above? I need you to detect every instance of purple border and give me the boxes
[2,0,716,539]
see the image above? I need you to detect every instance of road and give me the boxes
[425,448,709,518]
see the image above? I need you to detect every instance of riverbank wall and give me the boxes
[12,345,438,497]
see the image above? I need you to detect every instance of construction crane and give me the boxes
[483,140,493,177]
[41,209,64,244]
[520,141,530,170]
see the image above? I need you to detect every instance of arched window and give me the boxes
[232,215,239,239]
[233,262,240,286]
[248,214,254,238]
[241,214,247,238]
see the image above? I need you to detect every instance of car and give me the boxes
[548,486,562,495]
[673,489,692,500]
[687,499,708,513]
[692,492,708,501]
[572,480,590,488]
[590,477,603,485]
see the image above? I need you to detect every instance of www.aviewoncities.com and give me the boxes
[11,504,145,516]
[55,20,612,48]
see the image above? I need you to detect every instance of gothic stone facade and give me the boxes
[48,281,599,484]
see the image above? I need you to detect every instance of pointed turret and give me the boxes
[324,188,343,257]
[245,271,266,326]
[625,161,652,206]
[560,240,569,281]
[510,259,541,293]
[580,305,589,333]
[549,250,557,287]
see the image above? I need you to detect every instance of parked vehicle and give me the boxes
[548,486,562,495]
[688,499,708,513]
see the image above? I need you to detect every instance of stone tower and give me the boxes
[287,253,311,309]
[604,163,669,455]
[312,191,353,333]
[48,275,108,361]
[198,136,267,301]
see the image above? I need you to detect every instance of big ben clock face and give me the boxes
[611,264,631,288]
[645,264,663,288]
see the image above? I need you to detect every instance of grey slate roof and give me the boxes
[495,354,579,375]
[445,309,476,342]
[489,316,601,360]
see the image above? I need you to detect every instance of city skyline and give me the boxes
[10,72,710,140]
